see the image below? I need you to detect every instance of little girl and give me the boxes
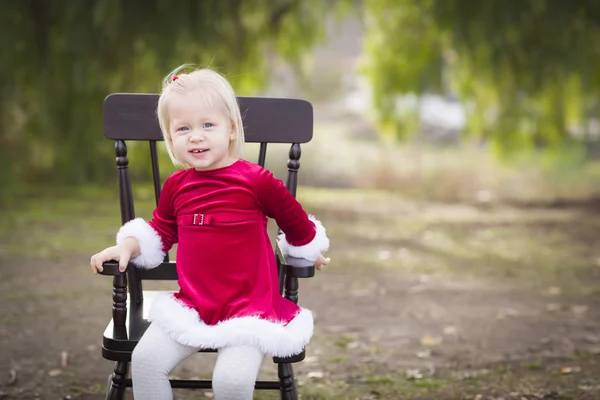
[90,66,330,400]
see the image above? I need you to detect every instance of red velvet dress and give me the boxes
[117,160,328,357]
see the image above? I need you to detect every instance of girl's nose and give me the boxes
[188,131,205,142]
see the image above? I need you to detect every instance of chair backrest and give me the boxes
[103,93,313,304]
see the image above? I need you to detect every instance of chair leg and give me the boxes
[278,363,298,400]
[106,361,129,400]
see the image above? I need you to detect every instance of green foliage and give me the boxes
[359,0,600,156]
[4,0,599,201]
[0,0,329,194]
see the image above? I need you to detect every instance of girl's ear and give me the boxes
[229,120,237,140]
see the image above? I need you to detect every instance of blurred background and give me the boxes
[2,1,600,399]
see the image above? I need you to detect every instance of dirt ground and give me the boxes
[1,188,600,399]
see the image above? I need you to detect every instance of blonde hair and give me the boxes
[157,65,245,167]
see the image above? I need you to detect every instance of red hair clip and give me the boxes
[172,73,187,82]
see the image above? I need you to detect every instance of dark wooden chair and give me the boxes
[98,93,316,400]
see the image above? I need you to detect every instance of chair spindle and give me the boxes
[258,142,267,167]
[149,141,162,206]
[283,143,301,305]
[149,141,170,264]
[286,143,300,197]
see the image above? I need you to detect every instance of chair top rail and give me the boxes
[104,93,313,144]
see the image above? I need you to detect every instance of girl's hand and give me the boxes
[315,254,331,270]
[90,238,139,274]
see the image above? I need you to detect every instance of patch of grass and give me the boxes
[299,382,355,400]
[572,350,595,361]
[68,383,106,396]
[0,314,37,325]
[491,364,511,374]
[86,384,105,393]
[0,184,157,257]
[0,289,89,301]
[409,377,447,389]
[365,374,394,385]
[523,361,542,370]
[334,334,356,349]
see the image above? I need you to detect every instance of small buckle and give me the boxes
[193,214,205,225]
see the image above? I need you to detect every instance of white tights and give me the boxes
[131,323,264,400]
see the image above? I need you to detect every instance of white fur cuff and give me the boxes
[278,215,329,262]
[116,218,165,269]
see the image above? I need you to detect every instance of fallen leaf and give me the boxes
[504,307,520,317]
[474,394,483,400]
[547,286,562,295]
[416,349,431,359]
[475,189,492,203]
[48,369,62,377]
[307,371,324,380]
[378,250,391,260]
[8,369,17,385]
[496,307,519,319]
[350,289,373,297]
[443,325,457,335]
[60,351,69,368]
[203,392,214,398]
[559,366,581,374]
[405,369,423,380]
[420,334,442,347]
[346,341,360,350]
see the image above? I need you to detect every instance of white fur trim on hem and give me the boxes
[147,293,314,357]
[278,215,329,262]
[116,218,165,269]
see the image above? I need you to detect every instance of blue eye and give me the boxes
[203,123,213,128]
[176,126,189,132]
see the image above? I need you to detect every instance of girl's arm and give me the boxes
[115,174,179,269]
[255,168,330,263]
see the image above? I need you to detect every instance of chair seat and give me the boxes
[102,291,305,363]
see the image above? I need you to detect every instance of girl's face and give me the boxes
[168,90,236,171]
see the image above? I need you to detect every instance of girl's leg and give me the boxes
[212,345,265,400]
[131,323,200,400]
